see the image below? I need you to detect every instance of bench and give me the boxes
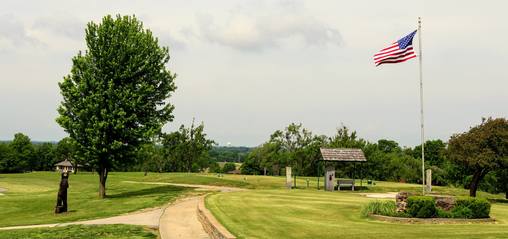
[337,179,355,191]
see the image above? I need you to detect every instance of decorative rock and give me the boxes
[396,192,409,212]
[435,196,455,211]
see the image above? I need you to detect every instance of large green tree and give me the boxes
[8,133,34,172]
[412,139,447,166]
[266,123,327,182]
[495,157,508,199]
[57,15,177,198]
[137,141,165,174]
[161,121,215,172]
[33,143,55,171]
[0,143,15,173]
[448,117,508,197]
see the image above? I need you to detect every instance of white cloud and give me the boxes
[0,14,41,51]
[195,1,342,51]
[32,13,85,40]
[158,32,187,51]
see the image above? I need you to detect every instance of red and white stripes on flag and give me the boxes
[373,30,417,66]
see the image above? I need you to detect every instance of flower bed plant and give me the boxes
[361,200,408,218]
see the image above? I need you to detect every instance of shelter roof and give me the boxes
[55,159,73,167]
[320,148,366,162]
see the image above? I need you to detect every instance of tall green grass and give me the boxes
[360,200,406,217]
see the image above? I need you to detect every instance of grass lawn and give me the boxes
[135,172,505,198]
[2,172,507,238]
[118,172,250,188]
[0,224,156,239]
[0,172,191,227]
[207,189,508,239]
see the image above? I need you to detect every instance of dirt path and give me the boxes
[0,182,243,239]
[125,181,244,239]
[159,196,209,239]
[360,192,397,199]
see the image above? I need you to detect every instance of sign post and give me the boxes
[286,167,292,189]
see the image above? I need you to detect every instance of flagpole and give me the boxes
[418,17,425,195]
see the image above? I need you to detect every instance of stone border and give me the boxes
[197,196,236,239]
[368,214,496,224]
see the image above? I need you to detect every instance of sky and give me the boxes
[1,0,507,147]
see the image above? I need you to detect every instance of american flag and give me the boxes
[374,30,417,66]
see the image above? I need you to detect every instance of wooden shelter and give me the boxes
[55,159,74,173]
[320,148,367,162]
[319,148,366,191]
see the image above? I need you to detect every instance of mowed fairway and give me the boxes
[0,172,191,227]
[207,188,508,239]
[2,172,508,238]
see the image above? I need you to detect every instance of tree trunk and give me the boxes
[188,157,192,173]
[73,160,78,174]
[505,189,507,199]
[99,167,108,199]
[469,169,486,197]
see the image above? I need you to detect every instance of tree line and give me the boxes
[240,118,507,198]
[0,134,76,173]
[0,122,241,175]
[1,117,506,198]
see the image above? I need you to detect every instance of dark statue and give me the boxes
[55,172,69,213]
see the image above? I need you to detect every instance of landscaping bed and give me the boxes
[362,193,493,222]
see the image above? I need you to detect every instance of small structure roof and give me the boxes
[55,159,73,167]
[320,148,366,162]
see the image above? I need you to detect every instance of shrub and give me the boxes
[436,208,452,218]
[222,162,236,173]
[451,205,474,218]
[454,197,491,218]
[407,196,436,218]
[208,162,221,173]
[361,200,397,217]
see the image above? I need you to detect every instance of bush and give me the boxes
[436,208,452,218]
[451,205,474,218]
[361,200,399,217]
[407,196,436,218]
[222,162,236,173]
[454,197,491,218]
[208,162,221,173]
